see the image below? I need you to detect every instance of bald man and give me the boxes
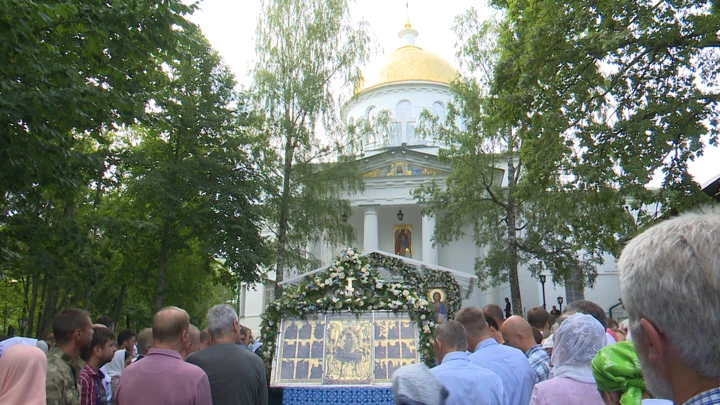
[184,324,201,358]
[455,307,536,405]
[114,307,211,405]
[502,316,551,382]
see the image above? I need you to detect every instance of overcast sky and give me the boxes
[189,0,719,187]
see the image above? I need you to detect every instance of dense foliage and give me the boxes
[0,1,266,336]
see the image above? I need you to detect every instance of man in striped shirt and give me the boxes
[79,327,116,405]
[501,315,551,383]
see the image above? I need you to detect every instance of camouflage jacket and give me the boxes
[47,346,84,405]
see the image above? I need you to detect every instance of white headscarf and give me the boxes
[549,313,606,383]
[105,349,126,377]
[393,363,449,405]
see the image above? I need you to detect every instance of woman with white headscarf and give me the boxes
[106,348,128,403]
[530,313,607,405]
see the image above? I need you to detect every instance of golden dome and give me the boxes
[356,25,456,94]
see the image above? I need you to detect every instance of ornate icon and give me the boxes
[323,318,373,385]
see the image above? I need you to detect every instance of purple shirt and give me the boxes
[114,348,211,405]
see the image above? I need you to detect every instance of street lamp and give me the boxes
[539,275,547,309]
[18,317,28,336]
[557,296,564,313]
[397,210,404,221]
[341,212,349,223]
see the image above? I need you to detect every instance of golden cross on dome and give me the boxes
[405,0,411,27]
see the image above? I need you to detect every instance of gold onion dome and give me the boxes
[355,21,457,94]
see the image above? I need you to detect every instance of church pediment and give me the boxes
[361,160,447,178]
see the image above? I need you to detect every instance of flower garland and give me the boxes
[260,248,463,377]
[367,253,463,316]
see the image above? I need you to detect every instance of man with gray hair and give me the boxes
[186,304,267,405]
[430,320,506,405]
[618,208,720,405]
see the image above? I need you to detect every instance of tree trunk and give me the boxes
[112,284,127,324]
[155,219,171,312]
[506,132,523,316]
[26,271,41,337]
[274,132,296,299]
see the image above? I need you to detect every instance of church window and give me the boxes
[396,100,412,120]
[366,105,377,119]
[406,122,416,140]
[391,121,402,144]
[432,101,445,121]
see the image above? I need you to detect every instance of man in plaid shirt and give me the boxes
[619,209,720,404]
[502,316,551,383]
[79,327,116,405]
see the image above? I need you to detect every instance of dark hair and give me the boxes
[117,329,136,345]
[239,326,249,337]
[607,318,619,329]
[482,304,504,323]
[454,307,489,337]
[200,329,211,344]
[53,308,91,344]
[95,316,115,329]
[532,328,543,344]
[484,314,499,331]
[527,307,550,330]
[81,327,116,361]
[565,300,608,329]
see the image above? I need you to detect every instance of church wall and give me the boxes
[345,83,454,148]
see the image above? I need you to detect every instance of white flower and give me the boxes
[325,278,332,286]
[403,304,408,310]
[376,282,384,289]
[338,273,345,279]
[421,314,426,320]
[402,290,410,297]
[358,301,364,307]
[422,325,430,333]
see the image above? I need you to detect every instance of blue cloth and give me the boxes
[282,386,394,405]
[431,352,506,405]
[470,338,536,405]
[685,388,720,405]
[525,344,551,383]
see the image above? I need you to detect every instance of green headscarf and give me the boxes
[591,341,646,405]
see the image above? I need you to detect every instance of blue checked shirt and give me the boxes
[684,388,720,405]
[525,344,551,383]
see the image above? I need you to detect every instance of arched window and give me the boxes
[432,101,445,122]
[396,100,412,120]
[365,105,377,119]
[348,116,354,127]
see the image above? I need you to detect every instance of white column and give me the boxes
[422,214,438,265]
[363,206,379,252]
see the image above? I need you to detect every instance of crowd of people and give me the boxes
[0,209,718,405]
[392,209,720,405]
[0,304,266,405]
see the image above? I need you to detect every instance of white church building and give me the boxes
[238,22,626,333]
